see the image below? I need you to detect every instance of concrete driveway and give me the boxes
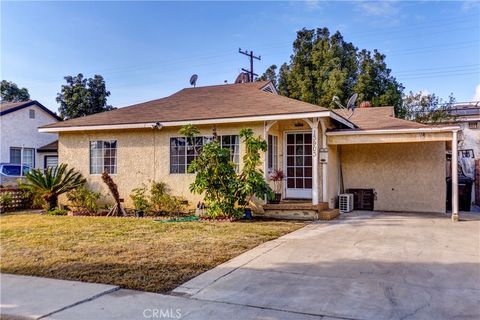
[174,211,480,320]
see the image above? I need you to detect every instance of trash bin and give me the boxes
[446,176,474,211]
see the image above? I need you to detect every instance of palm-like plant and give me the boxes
[24,164,86,211]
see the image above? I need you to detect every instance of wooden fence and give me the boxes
[0,188,26,213]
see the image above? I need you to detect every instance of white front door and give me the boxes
[285,132,313,199]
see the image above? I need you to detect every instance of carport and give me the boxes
[326,126,461,220]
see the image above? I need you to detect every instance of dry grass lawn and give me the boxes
[0,213,303,293]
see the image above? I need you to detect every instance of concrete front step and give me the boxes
[260,202,333,221]
[263,202,328,211]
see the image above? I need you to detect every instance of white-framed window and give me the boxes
[10,148,21,164]
[10,147,35,168]
[468,122,478,129]
[170,135,240,174]
[29,109,35,119]
[267,135,278,171]
[220,135,240,171]
[170,137,210,174]
[90,140,117,174]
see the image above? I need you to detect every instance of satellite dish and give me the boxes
[347,93,358,111]
[190,74,198,87]
[332,93,358,119]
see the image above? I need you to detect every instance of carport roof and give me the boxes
[333,107,428,130]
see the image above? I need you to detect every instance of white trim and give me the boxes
[39,111,356,133]
[326,126,461,136]
[451,131,459,221]
[283,131,313,200]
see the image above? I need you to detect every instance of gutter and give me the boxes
[38,111,356,133]
[326,126,461,136]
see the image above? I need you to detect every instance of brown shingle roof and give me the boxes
[333,107,427,130]
[42,81,329,129]
[37,140,58,152]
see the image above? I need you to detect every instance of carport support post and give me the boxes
[452,130,459,222]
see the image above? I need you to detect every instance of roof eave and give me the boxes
[326,126,461,136]
[39,111,355,133]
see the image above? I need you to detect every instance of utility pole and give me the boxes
[238,48,261,82]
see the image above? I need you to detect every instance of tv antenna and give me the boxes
[189,74,198,87]
[238,48,261,82]
[332,93,358,119]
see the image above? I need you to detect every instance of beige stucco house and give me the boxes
[39,81,461,219]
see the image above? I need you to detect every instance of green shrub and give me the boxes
[47,208,68,216]
[129,181,188,216]
[22,164,86,211]
[66,186,102,213]
[186,126,273,219]
[0,193,14,208]
[130,185,151,213]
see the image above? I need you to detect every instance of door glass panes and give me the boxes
[286,133,312,189]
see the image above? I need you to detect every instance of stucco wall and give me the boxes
[340,142,446,213]
[0,105,58,168]
[59,123,265,208]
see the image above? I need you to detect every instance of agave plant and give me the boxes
[24,164,86,211]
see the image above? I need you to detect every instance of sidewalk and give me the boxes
[0,274,324,320]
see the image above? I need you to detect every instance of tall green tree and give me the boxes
[354,49,404,113]
[1,80,30,102]
[258,65,278,87]
[56,73,115,119]
[262,27,403,110]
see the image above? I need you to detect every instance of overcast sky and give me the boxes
[1,1,479,112]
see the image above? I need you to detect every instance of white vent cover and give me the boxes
[339,193,354,213]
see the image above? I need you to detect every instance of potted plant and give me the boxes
[269,169,284,204]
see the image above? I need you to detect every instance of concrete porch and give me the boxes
[261,200,339,220]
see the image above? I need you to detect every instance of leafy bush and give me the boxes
[19,183,46,209]
[47,208,68,216]
[22,164,86,211]
[66,186,101,213]
[130,181,188,216]
[149,181,187,214]
[0,193,13,208]
[130,185,151,213]
[186,126,273,219]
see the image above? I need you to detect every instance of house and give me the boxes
[445,102,480,158]
[1,100,60,169]
[444,102,479,207]
[39,81,461,219]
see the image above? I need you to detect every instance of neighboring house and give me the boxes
[444,102,480,206]
[1,100,60,170]
[445,102,480,157]
[39,81,461,218]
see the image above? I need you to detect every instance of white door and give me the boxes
[285,132,312,199]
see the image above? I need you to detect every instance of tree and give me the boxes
[56,73,115,120]
[183,125,272,219]
[1,80,30,102]
[354,49,404,113]
[261,27,403,109]
[258,65,278,87]
[23,164,86,211]
[399,91,454,123]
